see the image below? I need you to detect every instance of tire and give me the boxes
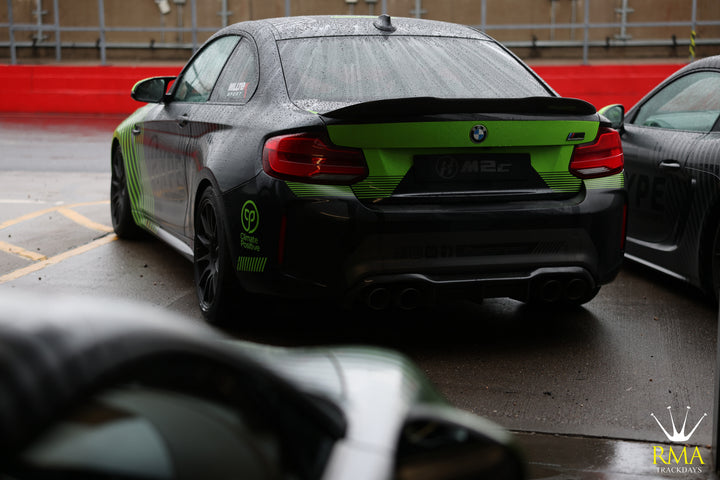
[193,188,236,324]
[110,147,144,239]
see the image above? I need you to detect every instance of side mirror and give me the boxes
[599,104,625,131]
[396,404,526,480]
[131,76,176,103]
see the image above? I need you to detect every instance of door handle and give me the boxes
[659,160,681,171]
[177,114,189,128]
[131,125,141,135]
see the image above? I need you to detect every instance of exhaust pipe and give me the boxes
[536,276,592,303]
[366,287,391,310]
[565,278,589,301]
[365,286,423,310]
[396,287,421,310]
[539,279,564,302]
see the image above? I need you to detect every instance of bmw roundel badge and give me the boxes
[470,124,488,144]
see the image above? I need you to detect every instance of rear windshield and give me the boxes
[277,36,551,112]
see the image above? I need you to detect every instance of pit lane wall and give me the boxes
[0,63,684,114]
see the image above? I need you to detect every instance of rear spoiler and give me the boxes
[321,96,597,119]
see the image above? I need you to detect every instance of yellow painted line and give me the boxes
[0,200,110,231]
[0,206,57,231]
[0,240,47,262]
[0,234,118,284]
[58,207,114,233]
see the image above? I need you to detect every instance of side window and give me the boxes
[631,71,720,133]
[212,38,259,104]
[174,35,241,103]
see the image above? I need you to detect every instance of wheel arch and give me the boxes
[191,178,215,242]
[110,137,123,170]
[191,174,235,256]
[193,179,214,214]
[697,195,720,297]
[109,136,146,239]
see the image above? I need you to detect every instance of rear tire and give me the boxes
[110,147,144,239]
[193,188,236,324]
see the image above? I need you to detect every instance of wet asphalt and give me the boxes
[0,113,718,478]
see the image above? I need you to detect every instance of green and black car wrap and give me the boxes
[110,15,627,317]
[222,97,627,310]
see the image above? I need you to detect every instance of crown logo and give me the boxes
[651,406,707,443]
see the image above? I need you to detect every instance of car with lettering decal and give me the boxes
[111,14,627,323]
[602,56,720,300]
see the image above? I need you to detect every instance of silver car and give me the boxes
[0,292,525,480]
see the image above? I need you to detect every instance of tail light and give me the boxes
[262,133,368,184]
[569,127,624,179]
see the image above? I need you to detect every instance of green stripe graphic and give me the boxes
[116,107,154,228]
[237,256,268,272]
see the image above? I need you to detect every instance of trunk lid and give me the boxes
[320,97,599,203]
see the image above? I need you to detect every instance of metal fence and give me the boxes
[2,0,720,65]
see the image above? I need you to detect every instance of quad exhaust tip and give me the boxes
[362,271,594,310]
[536,276,592,303]
[366,287,391,310]
[365,286,422,310]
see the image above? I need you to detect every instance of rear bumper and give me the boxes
[229,184,626,306]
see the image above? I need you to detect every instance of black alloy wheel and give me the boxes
[194,189,234,323]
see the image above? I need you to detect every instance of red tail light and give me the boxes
[570,127,624,179]
[262,133,368,184]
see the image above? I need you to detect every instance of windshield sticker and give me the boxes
[227,82,248,98]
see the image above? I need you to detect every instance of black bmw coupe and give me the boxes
[111,15,627,322]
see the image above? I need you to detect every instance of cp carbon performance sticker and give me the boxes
[241,200,259,234]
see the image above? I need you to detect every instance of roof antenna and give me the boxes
[373,14,396,33]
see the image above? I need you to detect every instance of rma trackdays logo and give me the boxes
[651,406,708,475]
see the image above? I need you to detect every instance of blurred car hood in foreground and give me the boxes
[0,291,525,479]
